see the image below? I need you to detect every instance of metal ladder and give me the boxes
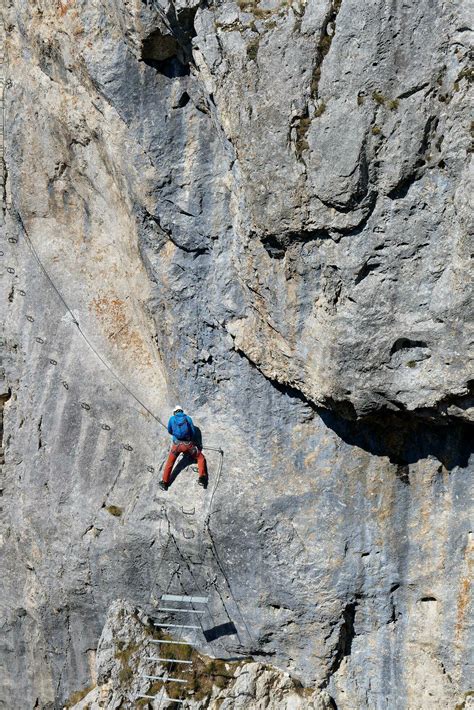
[138,593,209,706]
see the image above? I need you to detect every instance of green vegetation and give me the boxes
[115,640,141,687]
[457,67,474,83]
[311,0,343,101]
[136,678,184,706]
[295,115,311,156]
[119,665,133,684]
[455,690,474,710]
[372,90,386,105]
[106,504,123,517]
[247,37,260,61]
[138,625,250,705]
[371,125,381,135]
[143,625,193,660]
[184,655,242,701]
[238,0,285,19]
[372,91,399,110]
[319,33,332,57]
[311,33,333,98]
[63,684,95,708]
[293,678,316,698]
[215,0,285,33]
[314,101,326,117]
[406,361,417,368]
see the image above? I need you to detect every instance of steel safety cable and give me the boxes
[12,216,235,653]
[15,210,168,431]
[15,211,224,462]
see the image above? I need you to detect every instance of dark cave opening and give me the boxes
[141,29,189,77]
[140,4,197,77]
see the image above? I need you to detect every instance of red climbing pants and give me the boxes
[162,442,207,484]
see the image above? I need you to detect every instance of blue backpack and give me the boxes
[173,413,192,441]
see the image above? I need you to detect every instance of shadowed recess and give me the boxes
[235,346,473,469]
[319,408,473,470]
[141,29,189,77]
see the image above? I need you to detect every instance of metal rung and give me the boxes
[154,623,200,630]
[143,674,188,684]
[162,594,208,604]
[145,657,193,664]
[150,639,191,646]
[158,607,205,614]
[138,696,184,704]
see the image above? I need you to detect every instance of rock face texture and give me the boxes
[0,1,472,708]
[66,600,336,708]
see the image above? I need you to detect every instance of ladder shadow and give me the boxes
[203,621,238,642]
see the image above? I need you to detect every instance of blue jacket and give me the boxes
[168,412,196,444]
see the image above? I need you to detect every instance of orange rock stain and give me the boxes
[90,294,153,369]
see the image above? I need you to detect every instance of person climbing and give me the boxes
[159,406,208,491]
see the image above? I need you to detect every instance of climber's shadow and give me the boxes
[168,427,204,487]
[169,454,196,485]
[194,426,203,449]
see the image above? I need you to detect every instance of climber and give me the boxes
[159,406,208,491]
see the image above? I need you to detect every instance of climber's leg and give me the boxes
[196,450,208,480]
[162,444,179,484]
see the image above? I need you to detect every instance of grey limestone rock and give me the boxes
[68,600,336,710]
[0,0,472,708]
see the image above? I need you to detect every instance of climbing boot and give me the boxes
[198,476,208,489]
[158,480,169,492]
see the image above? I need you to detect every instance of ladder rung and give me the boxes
[154,623,200,630]
[145,657,193,664]
[143,674,188,683]
[150,639,191,646]
[138,696,184,704]
[157,607,205,614]
[162,594,208,604]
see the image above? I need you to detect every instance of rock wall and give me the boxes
[65,600,337,709]
[0,1,472,708]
